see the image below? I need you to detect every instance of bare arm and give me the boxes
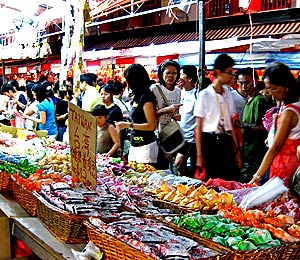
[115,102,157,131]
[107,125,121,157]
[230,128,243,168]
[23,111,46,125]
[24,108,35,117]
[195,117,204,167]
[249,109,298,183]
[156,103,182,117]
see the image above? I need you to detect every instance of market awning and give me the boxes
[85,32,198,50]
[85,21,300,51]
[206,21,300,41]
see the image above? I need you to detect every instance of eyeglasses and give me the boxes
[223,71,235,76]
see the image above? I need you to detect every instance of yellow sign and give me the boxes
[68,103,97,187]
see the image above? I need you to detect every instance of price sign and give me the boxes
[68,103,97,187]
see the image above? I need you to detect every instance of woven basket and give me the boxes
[158,218,286,260]
[0,171,13,195]
[85,217,233,260]
[34,192,88,244]
[85,221,155,260]
[230,245,286,260]
[13,180,37,217]
[151,198,217,215]
[280,242,300,260]
[157,218,232,259]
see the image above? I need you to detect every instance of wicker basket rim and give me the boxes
[33,191,88,220]
[84,221,155,260]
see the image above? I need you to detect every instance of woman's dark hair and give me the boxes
[101,80,125,96]
[32,81,50,102]
[67,89,74,100]
[262,62,300,104]
[53,81,60,94]
[124,64,151,95]
[157,59,180,87]
[66,77,73,85]
[101,83,117,96]
[181,65,198,85]
[38,75,48,83]
[59,90,67,99]
[8,80,19,90]
[92,104,108,116]
[25,82,35,103]
[1,83,15,94]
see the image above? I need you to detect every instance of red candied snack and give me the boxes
[205,178,255,190]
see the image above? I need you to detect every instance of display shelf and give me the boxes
[12,218,85,260]
[0,194,29,218]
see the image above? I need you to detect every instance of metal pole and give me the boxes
[198,0,205,90]
[1,59,5,84]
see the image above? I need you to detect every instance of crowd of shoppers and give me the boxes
[1,56,300,188]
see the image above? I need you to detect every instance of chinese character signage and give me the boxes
[69,103,97,187]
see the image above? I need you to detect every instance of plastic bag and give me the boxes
[239,177,288,210]
[194,166,207,182]
[71,241,103,260]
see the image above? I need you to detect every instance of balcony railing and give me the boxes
[205,0,292,18]
[261,0,291,11]
[206,0,239,18]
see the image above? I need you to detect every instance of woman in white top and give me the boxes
[23,82,38,130]
[249,62,300,187]
[151,60,182,130]
[150,60,182,170]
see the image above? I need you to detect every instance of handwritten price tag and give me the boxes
[69,103,97,187]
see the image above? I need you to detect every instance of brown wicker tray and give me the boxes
[34,191,88,244]
[151,198,217,215]
[13,180,37,217]
[280,242,300,260]
[85,221,155,260]
[0,171,13,195]
[157,218,286,260]
[230,245,286,260]
[156,218,232,258]
[85,217,233,260]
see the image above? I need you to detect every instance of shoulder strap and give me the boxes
[117,97,130,114]
[285,104,300,114]
[156,84,170,106]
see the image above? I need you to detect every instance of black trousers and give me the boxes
[176,142,197,178]
[202,132,240,181]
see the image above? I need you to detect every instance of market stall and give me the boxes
[0,121,300,259]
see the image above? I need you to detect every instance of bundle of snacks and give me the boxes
[97,173,175,216]
[171,213,282,251]
[218,205,300,243]
[145,183,236,212]
[87,216,229,259]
